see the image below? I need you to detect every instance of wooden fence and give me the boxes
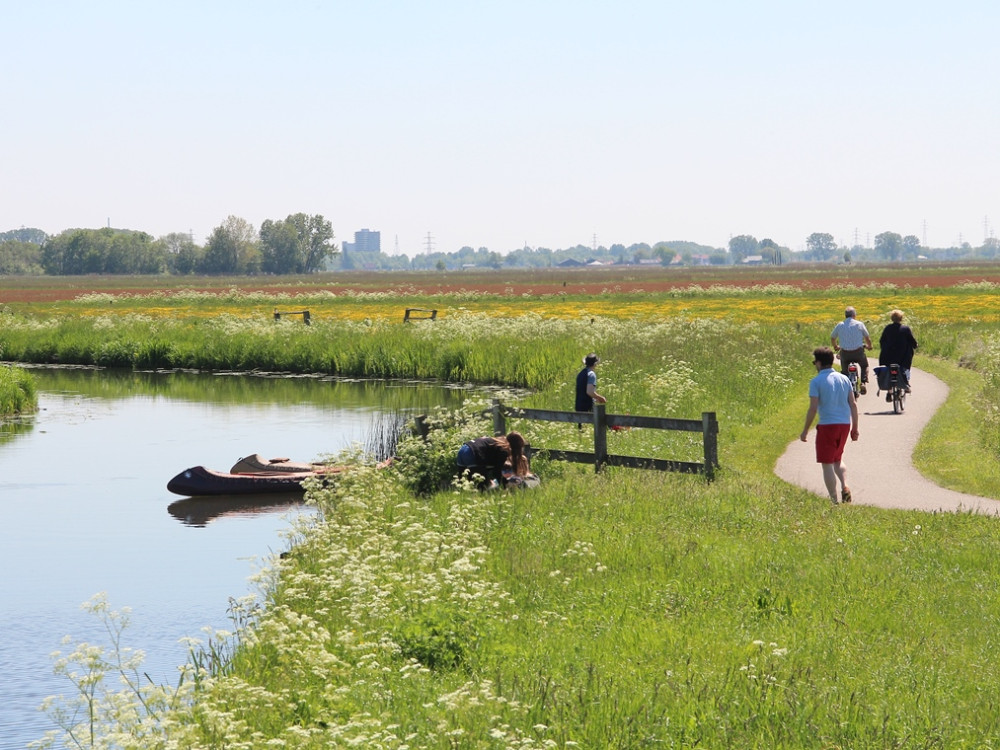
[273,308,311,324]
[490,400,719,479]
[403,308,438,322]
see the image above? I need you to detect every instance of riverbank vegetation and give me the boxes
[23,267,1000,747]
[0,364,36,417]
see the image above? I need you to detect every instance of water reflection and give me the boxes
[167,493,307,527]
[0,413,34,445]
[20,363,472,410]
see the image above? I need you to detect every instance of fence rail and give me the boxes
[273,309,311,324]
[403,308,438,322]
[490,400,719,479]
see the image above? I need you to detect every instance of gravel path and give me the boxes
[775,366,1000,515]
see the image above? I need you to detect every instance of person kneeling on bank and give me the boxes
[456,432,529,489]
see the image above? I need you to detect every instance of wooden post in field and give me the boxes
[414,415,430,440]
[702,411,719,480]
[593,402,608,472]
[492,399,506,436]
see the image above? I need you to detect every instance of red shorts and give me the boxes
[815,424,851,464]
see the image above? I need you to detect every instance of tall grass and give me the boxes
[0,364,37,415]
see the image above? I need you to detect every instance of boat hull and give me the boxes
[167,465,319,497]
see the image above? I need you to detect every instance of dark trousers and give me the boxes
[839,347,869,383]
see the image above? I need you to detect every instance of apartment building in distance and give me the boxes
[341,228,381,253]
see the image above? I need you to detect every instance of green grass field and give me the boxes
[20,266,1000,749]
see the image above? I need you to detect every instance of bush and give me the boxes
[392,400,497,496]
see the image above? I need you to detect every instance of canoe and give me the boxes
[167,452,346,497]
[166,465,329,497]
[229,453,325,474]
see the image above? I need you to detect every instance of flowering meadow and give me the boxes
[14,267,1000,748]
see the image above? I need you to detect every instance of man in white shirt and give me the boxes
[831,306,873,394]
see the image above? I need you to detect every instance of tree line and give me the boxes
[0,214,336,276]
[2,220,999,276]
[730,232,999,264]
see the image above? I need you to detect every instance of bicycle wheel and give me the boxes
[893,388,904,414]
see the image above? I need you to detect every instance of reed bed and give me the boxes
[0,363,37,416]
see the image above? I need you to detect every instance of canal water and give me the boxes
[0,367,467,749]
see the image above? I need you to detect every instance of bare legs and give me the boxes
[821,461,849,503]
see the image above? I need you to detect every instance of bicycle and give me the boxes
[846,361,862,399]
[875,363,906,414]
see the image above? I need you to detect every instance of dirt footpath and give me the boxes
[775,366,1000,515]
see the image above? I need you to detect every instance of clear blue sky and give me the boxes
[3,0,997,254]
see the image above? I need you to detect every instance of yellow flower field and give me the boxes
[42,283,999,328]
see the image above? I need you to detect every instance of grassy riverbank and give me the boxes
[0,364,36,417]
[24,270,1000,747]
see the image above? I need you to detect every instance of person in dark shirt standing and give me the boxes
[575,353,606,420]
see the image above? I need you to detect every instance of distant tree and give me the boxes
[759,238,781,265]
[159,232,194,255]
[157,233,201,274]
[202,216,258,274]
[728,235,758,263]
[902,235,921,257]
[172,244,204,274]
[299,214,336,272]
[874,231,903,261]
[981,237,1000,258]
[435,259,446,271]
[0,240,44,274]
[806,232,837,261]
[0,227,47,244]
[259,220,300,273]
[259,213,335,274]
[40,227,163,274]
[503,246,548,268]
[652,242,677,264]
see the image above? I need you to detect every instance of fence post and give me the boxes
[702,411,719,480]
[593,402,608,472]
[492,399,506,436]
